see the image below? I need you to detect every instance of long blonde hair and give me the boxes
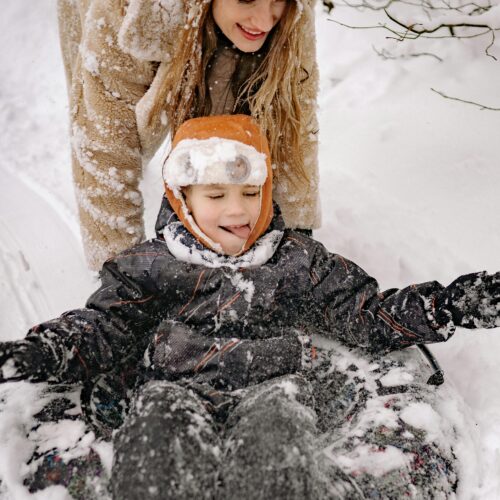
[148,0,308,186]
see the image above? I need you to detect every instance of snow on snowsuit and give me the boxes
[57,0,320,269]
[4,198,498,499]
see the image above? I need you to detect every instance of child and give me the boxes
[0,115,498,499]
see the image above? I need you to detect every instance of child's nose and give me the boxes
[225,194,246,216]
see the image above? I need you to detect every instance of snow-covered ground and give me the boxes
[0,0,499,498]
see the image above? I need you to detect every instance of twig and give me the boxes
[431,87,500,110]
[328,18,499,42]
[485,30,498,60]
[384,8,495,35]
[322,0,335,13]
[373,45,444,61]
[333,0,493,14]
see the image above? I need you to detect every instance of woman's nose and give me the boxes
[250,2,277,32]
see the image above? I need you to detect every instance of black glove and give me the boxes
[146,320,305,390]
[0,337,60,383]
[435,271,500,329]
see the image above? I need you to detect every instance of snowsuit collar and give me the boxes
[155,196,285,269]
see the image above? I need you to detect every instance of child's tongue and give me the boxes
[222,224,251,239]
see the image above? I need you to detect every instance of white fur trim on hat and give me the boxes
[163,138,268,189]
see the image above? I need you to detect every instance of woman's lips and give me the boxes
[237,24,267,41]
[221,224,251,239]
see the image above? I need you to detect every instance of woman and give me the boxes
[57,0,320,270]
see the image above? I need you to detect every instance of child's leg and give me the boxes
[311,344,458,499]
[112,380,221,500]
[219,374,355,500]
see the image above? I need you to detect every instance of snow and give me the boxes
[379,366,414,387]
[228,273,255,304]
[0,0,499,498]
[0,359,21,382]
[400,401,447,441]
[329,443,412,478]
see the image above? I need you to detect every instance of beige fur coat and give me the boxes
[58,0,320,270]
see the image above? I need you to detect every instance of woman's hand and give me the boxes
[435,271,500,329]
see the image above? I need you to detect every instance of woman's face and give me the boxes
[212,0,288,53]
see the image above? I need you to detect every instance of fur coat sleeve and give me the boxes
[57,0,182,270]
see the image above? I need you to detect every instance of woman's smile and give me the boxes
[237,24,268,41]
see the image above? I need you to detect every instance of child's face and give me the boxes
[212,0,288,53]
[184,184,261,255]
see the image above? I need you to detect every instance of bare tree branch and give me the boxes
[325,0,500,111]
[431,88,500,110]
[384,8,497,35]
[328,18,499,43]
[322,0,335,13]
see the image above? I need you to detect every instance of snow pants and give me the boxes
[110,344,458,500]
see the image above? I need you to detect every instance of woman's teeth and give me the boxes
[242,27,263,35]
[238,24,266,39]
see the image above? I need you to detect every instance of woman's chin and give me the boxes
[230,32,267,53]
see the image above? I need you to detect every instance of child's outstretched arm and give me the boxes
[307,247,499,354]
[0,245,165,384]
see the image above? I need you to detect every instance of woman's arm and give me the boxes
[58,0,157,270]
